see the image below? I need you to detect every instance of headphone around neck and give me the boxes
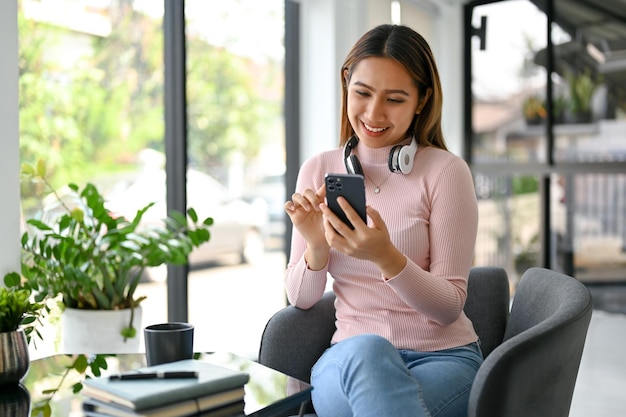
[343,135,418,176]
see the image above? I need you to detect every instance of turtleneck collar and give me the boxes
[354,137,413,166]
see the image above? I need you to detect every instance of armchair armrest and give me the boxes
[258,291,336,383]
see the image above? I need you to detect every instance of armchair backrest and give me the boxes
[463,266,510,358]
[468,267,593,417]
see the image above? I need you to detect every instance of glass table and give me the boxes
[4,352,312,417]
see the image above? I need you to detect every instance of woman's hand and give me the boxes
[284,185,330,269]
[320,198,406,279]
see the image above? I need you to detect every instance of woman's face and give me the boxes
[345,57,423,148]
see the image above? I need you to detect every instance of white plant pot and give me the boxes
[61,306,143,354]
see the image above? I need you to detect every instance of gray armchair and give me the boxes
[258,267,592,417]
[468,267,593,417]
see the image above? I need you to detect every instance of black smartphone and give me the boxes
[325,173,367,229]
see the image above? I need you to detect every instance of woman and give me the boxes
[284,24,480,417]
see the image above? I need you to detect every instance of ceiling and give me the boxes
[531,0,626,108]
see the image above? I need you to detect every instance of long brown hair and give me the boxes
[339,24,447,151]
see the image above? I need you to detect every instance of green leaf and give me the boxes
[3,271,21,287]
[92,354,110,370]
[41,389,57,395]
[72,354,89,373]
[165,239,184,248]
[187,207,198,222]
[119,240,142,251]
[70,208,85,223]
[26,218,53,231]
[91,287,112,310]
[126,233,150,245]
[36,158,46,177]
[33,402,52,417]
[21,162,35,176]
[121,326,136,339]
[169,210,188,226]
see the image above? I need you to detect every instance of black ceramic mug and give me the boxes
[144,322,194,366]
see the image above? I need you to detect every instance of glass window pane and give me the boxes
[471,0,548,164]
[20,0,286,360]
[469,0,626,292]
[475,173,541,287]
[549,0,626,162]
[184,0,286,359]
[553,173,626,283]
[19,0,166,357]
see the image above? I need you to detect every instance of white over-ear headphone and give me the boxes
[388,136,418,174]
[344,135,418,175]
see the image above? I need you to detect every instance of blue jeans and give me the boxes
[310,334,483,417]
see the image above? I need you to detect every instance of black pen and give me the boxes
[109,371,199,381]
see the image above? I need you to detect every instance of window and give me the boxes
[466,0,626,287]
[19,0,286,359]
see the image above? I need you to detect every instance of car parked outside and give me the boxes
[103,167,269,281]
[243,173,286,240]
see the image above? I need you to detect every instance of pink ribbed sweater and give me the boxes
[285,142,479,351]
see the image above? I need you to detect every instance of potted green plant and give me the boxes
[566,70,597,123]
[522,95,547,125]
[20,160,213,352]
[0,272,46,384]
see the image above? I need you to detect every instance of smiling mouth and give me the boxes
[363,122,387,133]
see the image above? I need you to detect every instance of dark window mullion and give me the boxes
[164,0,189,322]
[542,0,555,269]
[284,0,300,268]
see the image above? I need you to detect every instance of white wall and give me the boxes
[0,0,21,283]
[431,4,464,157]
[298,0,368,163]
[398,2,465,157]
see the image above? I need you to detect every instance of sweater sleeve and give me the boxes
[386,154,478,324]
[284,155,330,309]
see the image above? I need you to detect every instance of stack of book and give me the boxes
[81,359,250,417]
